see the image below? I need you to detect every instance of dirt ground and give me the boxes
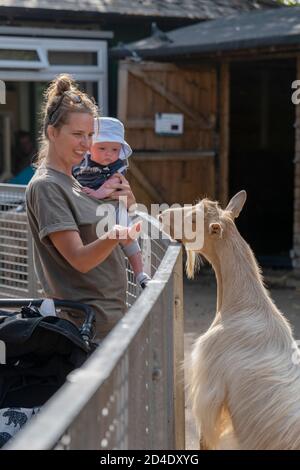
[183,267,300,450]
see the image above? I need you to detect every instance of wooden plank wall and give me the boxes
[127,152,215,207]
[118,61,217,207]
[219,62,230,207]
[294,56,300,270]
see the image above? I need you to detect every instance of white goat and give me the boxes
[160,191,300,450]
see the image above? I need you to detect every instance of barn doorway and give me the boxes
[229,59,295,268]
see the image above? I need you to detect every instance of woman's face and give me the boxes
[50,112,94,166]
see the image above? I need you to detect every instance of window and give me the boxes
[0,37,106,71]
[0,49,39,61]
[0,44,47,69]
[48,51,98,66]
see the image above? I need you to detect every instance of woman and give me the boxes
[26,74,138,339]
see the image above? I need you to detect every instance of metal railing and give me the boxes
[0,184,185,450]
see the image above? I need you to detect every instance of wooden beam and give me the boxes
[172,249,185,450]
[293,55,300,271]
[126,118,214,130]
[117,62,129,122]
[132,150,215,161]
[128,160,165,204]
[188,47,299,63]
[260,69,269,149]
[124,61,179,73]
[126,118,154,129]
[218,61,230,207]
[128,67,213,129]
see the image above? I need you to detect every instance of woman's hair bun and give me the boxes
[54,74,75,96]
[46,73,76,101]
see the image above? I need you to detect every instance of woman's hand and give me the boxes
[107,173,136,210]
[107,222,141,247]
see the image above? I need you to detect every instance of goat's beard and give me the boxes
[185,248,202,279]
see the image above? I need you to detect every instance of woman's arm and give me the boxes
[49,224,140,274]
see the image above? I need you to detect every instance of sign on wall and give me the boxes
[155,113,184,136]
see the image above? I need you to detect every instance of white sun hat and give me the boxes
[93,117,132,160]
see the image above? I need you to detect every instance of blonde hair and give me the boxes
[36,74,98,167]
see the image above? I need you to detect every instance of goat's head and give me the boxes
[158,190,247,277]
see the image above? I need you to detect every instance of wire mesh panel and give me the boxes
[125,258,139,309]
[0,211,28,296]
[0,184,32,297]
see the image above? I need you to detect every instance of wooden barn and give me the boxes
[112,6,300,270]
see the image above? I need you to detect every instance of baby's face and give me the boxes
[91,141,121,165]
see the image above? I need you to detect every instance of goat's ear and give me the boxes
[209,222,223,238]
[225,190,247,218]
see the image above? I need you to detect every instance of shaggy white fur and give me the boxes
[160,191,300,450]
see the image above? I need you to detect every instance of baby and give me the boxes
[73,117,150,289]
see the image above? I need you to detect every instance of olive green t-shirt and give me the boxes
[25,166,127,338]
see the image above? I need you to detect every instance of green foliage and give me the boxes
[277,0,300,5]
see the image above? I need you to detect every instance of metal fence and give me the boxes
[0,184,185,450]
[0,184,38,297]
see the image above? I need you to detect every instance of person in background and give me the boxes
[9,131,36,185]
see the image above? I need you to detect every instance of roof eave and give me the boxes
[111,35,300,61]
[0,5,228,22]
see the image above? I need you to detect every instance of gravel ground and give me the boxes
[183,267,300,450]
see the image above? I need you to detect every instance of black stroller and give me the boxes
[0,298,96,448]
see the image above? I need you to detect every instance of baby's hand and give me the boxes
[82,181,114,199]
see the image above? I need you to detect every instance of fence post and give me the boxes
[173,248,185,449]
[141,236,151,277]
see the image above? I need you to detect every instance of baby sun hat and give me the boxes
[93,117,132,160]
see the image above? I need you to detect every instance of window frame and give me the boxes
[0,43,48,69]
[0,37,106,72]
[0,36,108,113]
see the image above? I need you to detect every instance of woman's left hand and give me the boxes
[108,173,136,210]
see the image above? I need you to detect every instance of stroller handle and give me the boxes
[0,298,95,348]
